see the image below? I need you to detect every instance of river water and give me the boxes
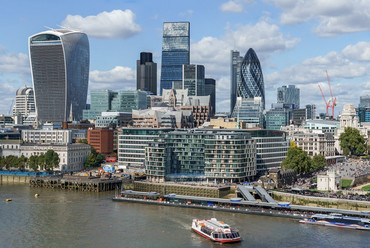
[0,184,369,248]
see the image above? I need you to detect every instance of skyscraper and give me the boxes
[12,86,35,117]
[277,85,300,109]
[136,52,157,95]
[160,22,190,95]
[182,64,205,96]
[238,48,265,109]
[205,78,216,117]
[230,50,243,114]
[29,29,89,123]
[360,95,370,108]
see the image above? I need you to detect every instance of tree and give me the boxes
[78,139,88,144]
[44,150,60,171]
[95,154,105,167]
[281,146,312,174]
[339,127,366,156]
[38,154,46,171]
[312,154,327,171]
[52,152,60,169]
[18,155,28,171]
[28,155,39,172]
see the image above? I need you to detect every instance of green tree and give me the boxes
[312,154,327,170]
[38,154,46,170]
[45,150,60,171]
[52,152,60,169]
[95,154,105,167]
[339,127,366,156]
[84,153,95,168]
[28,155,39,172]
[281,146,312,174]
[78,139,88,144]
[18,155,28,171]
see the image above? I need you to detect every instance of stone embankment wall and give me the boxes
[0,175,30,184]
[273,191,370,211]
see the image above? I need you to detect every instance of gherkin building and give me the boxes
[237,48,265,109]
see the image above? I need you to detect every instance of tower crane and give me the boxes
[318,70,336,118]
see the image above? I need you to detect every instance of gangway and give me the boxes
[237,185,256,201]
[255,186,276,203]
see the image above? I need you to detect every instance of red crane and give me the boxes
[318,70,336,118]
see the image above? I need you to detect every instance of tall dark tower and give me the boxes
[238,48,265,109]
[205,78,216,117]
[160,22,190,95]
[29,29,89,123]
[230,50,243,115]
[136,52,157,95]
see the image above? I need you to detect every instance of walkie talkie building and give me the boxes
[238,48,265,110]
[29,29,89,123]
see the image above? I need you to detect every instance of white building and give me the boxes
[22,129,72,145]
[21,143,90,171]
[12,86,36,123]
[317,171,341,191]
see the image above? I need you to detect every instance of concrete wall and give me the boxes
[273,191,370,211]
[0,175,30,184]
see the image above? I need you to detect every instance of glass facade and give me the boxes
[29,29,89,123]
[265,107,291,130]
[136,52,157,95]
[230,50,243,114]
[277,85,300,109]
[231,97,264,127]
[160,22,190,95]
[182,64,205,96]
[360,95,370,108]
[305,104,316,119]
[205,78,216,117]
[238,48,265,109]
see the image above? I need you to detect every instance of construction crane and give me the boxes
[318,70,336,118]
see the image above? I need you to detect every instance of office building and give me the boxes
[137,52,157,95]
[22,129,72,145]
[230,50,243,114]
[160,22,190,95]
[277,85,300,109]
[265,104,292,130]
[87,129,114,154]
[305,104,316,120]
[29,29,89,123]
[231,97,264,128]
[12,86,35,121]
[182,64,205,96]
[205,78,216,117]
[238,48,265,109]
[360,95,370,108]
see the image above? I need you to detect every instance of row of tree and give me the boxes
[0,150,60,171]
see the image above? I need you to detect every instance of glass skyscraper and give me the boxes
[277,85,300,109]
[29,29,89,123]
[230,50,243,115]
[137,52,157,95]
[182,64,205,96]
[160,22,190,95]
[238,48,265,110]
[205,78,216,116]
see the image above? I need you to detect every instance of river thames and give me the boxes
[0,184,369,248]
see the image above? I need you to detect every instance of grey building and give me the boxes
[230,50,243,114]
[231,97,264,128]
[137,52,157,95]
[29,29,89,123]
[266,104,292,130]
[160,22,190,95]
[306,104,316,119]
[12,86,35,120]
[182,64,205,96]
[205,78,216,117]
[277,85,300,109]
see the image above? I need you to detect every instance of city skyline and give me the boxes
[1,0,370,116]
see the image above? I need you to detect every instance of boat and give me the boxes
[191,218,241,243]
[299,213,370,231]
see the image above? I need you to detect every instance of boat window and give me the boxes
[235,232,239,237]
[214,234,218,239]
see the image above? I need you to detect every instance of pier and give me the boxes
[30,176,122,192]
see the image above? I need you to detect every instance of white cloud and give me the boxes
[61,9,141,39]
[270,0,370,37]
[190,20,299,112]
[342,42,370,62]
[220,1,244,13]
[0,51,30,76]
[89,66,136,91]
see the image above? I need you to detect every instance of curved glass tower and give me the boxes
[29,29,89,123]
[238,48,265,109]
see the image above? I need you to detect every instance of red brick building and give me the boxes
[87,129,114,154]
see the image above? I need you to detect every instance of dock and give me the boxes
[30,176,122,192]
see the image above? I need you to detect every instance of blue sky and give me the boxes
[1,0,370,116]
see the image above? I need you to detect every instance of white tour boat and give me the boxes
[191,218,241,243]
